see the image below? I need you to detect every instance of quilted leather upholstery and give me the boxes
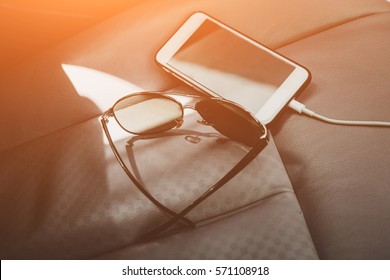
[272,12,390,259]
[1,0,389,259]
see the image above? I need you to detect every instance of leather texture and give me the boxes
[1,0,389,152]
[0,115,316,259]
[97,192,318,260]
[0,0,145,72]
[1,0,390,259]
[271,12,390,259]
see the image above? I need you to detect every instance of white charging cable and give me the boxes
[288,99,390,127]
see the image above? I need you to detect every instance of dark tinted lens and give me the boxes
[195,99,265,147]
[113,93,183,134]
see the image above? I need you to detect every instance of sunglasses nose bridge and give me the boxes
[183,104,196,110]
[182,104,211,126]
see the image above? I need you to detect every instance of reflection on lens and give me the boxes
[113,93,183,134]
[195,99,264,147]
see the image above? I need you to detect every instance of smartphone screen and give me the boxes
[166,19,295,114]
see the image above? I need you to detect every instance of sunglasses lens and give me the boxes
[195,99,265,147]
[113,93,183,134]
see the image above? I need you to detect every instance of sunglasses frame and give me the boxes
[101,91,268,239]
[110,92,185,136]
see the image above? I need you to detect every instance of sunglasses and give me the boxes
[101,91,268,238]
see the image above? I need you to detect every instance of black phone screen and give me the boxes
[167,19,295,114]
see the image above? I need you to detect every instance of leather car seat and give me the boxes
[0,0,389,259]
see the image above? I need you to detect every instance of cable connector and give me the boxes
[288,99,315,116]
[288,99,390,127]
[288,99,306,113]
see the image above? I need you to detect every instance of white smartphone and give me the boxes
[156,12,311,125]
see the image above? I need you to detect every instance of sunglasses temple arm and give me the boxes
[100,116,195,227]
[143,135,269,240]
